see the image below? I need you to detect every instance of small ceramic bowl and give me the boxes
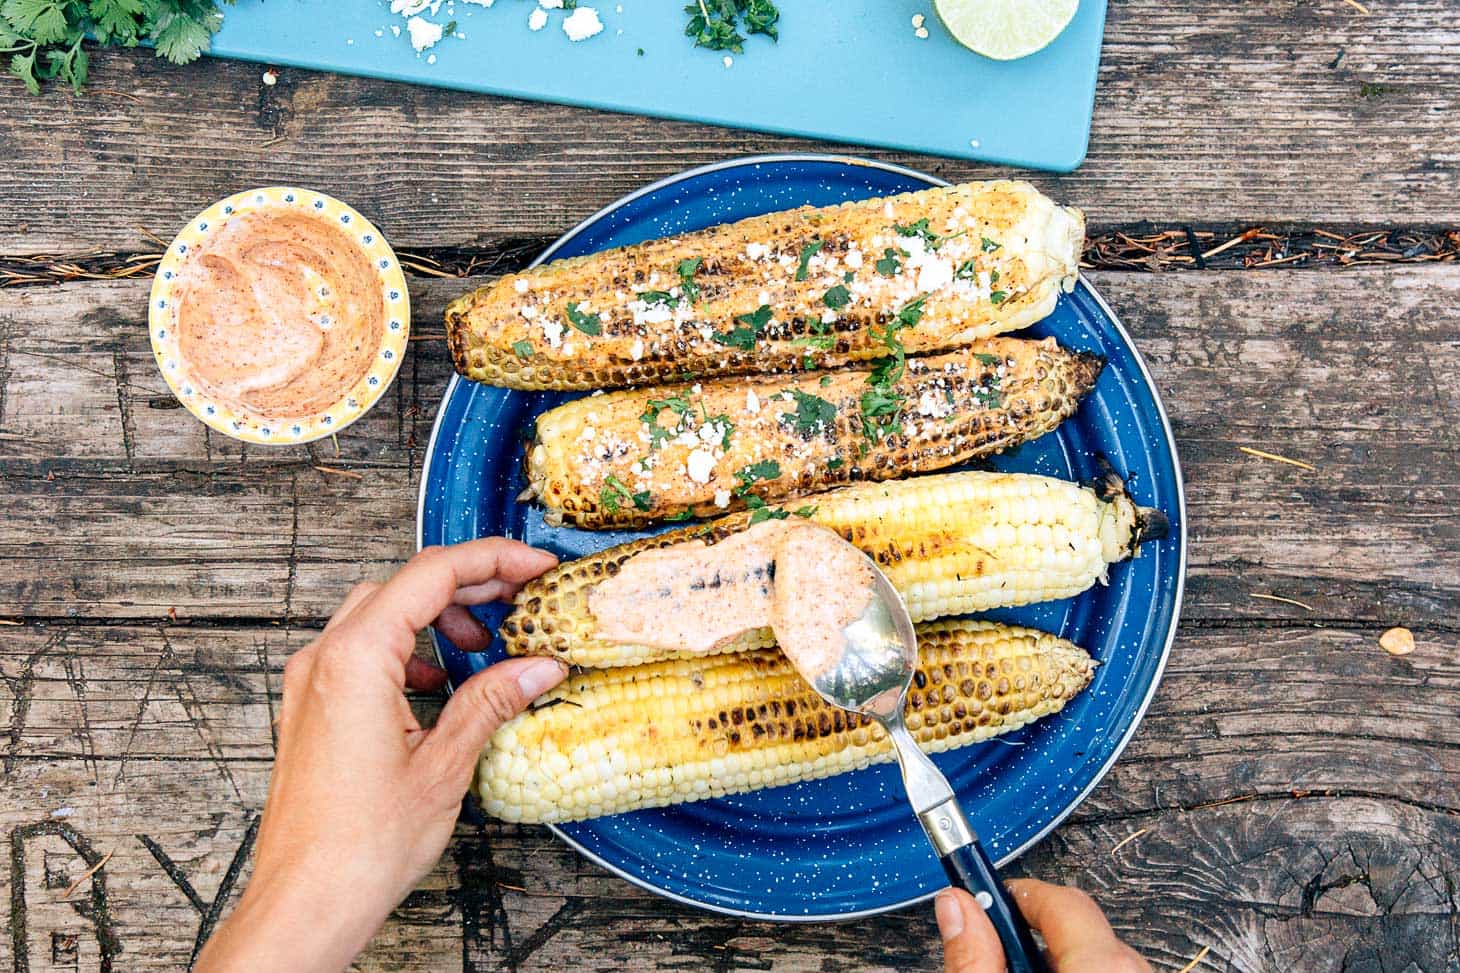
[148,187,410,445]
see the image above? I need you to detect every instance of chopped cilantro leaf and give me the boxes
[859,385,906,443]
[981,237,1002,253]
[677,257,703,302]
[827,456,844,469]
[975,352,1002,366]
[822,284,851,309]
[511,340,534,359]
[895,218,964,250]
[637,289,678,307]
[955,259,978,282]
[665,510,694,522]
[784,388,837,436]
[733,459,781,496]
[875,247,907,277]
[990,269,1000,284]
[565,301,602,336]
[820,375,833,386]
[895,294,928,329]
[791,334,835,351]
[792,505,818,518]
[844,270,856,283]
[713,303,771,351]
[601,474,651,513]
[990,290,1009,305]
[684,0,778,54]
[639,394,693,448]
[749,505,790,525]
[795,238,823,281]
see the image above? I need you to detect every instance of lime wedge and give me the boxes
[932,0,1079,60]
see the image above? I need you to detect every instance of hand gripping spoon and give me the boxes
[804,555,1050,973]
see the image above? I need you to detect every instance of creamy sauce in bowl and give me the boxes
[589,521,876,683]
[171,208,386,419]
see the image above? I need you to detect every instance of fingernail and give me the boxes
[516,658,567,700]
[935,889,964,940]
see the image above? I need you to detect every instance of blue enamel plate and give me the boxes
[418,155,1186,920]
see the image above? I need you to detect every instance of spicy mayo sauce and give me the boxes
[172,208,385,419]
[589,521,876,683]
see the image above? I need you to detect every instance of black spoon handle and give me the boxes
[940,838,1050,973]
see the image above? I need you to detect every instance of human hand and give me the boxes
[196,539,568,973]
[937,880,1149,972]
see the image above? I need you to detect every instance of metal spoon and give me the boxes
[808,556,1050,973]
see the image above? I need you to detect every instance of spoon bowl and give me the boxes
[802,549,1051,973]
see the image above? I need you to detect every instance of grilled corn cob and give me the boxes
[477,620,1095,824]
[523,337,1103,529]
[500,468,1167,668]
[447,181,1084,390]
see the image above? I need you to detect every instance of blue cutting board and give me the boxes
[210,1,1106,171]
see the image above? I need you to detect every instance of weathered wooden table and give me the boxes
[1,3,1457,970]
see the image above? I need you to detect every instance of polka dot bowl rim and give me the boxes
[147,187,410,446]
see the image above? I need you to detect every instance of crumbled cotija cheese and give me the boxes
[406,15,444,51]
[745,242,770,261]
[527,6,547,29]
[563,6,603,40]
[686,448,717,484]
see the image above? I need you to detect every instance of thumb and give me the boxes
[421,656,567,782]
[936,888,1006,973]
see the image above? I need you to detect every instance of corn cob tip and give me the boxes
[1134,505,1171,545]
[1069,349,1106,397]
[1086,455,1169,555]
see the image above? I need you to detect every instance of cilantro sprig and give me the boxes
[565,301,602,336]
[894,218,966,251]
[2,0,233,93]
[857,294,928,444]
[676,257,704,303]
[783,388,837,436]
[600,474,651,514]
[713,303,771,352]
[875,246,908,277]
[683,0,778,54]
[639,393,693,449]
[794,238,823,281]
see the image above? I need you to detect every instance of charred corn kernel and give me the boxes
[446,181,1084,391]
[476,620,1095,824]
[522,337,1104,529]
[500,469,1167,668]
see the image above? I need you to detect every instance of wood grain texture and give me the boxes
[0,1,1458,253]
[1,268,1456,627]
[0,623,1453,971]
[3,14,1459,963]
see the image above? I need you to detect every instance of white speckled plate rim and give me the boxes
[415,153,1189,922]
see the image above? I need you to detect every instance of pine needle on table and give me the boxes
[1176,945,1212,973]
[60,851,114,899]
[1109,828,1149,856]
[1250,593,1315,612]
[313,465,363,480]
[1237,446,1317,472]
[1340,0,1369,13]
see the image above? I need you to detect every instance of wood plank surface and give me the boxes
[0,624,1454,971]
[1,1,1458,254]
[2,4,1458,966]
[2,268,1455,627]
